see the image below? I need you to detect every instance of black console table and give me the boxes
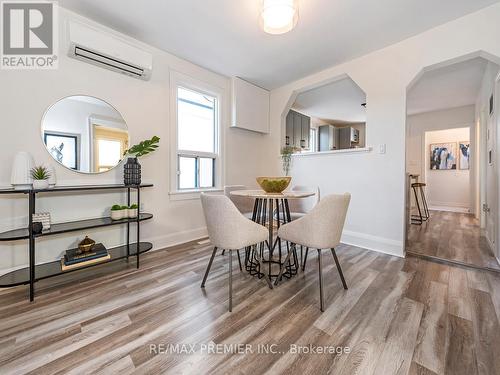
[0,184,153,301]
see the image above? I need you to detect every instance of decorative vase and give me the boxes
[33,179,49,190]
[110,209,125,220]
[11,151,34,190]
[45,164,56,187]
[32,222,43,235]
[128,208,138,218]
[124,157,141,186]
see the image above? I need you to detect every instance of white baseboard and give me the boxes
[147,227,208,252]
[428,205,471,213]
[341,230,404,258]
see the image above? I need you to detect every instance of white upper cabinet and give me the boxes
[231,77,270,134]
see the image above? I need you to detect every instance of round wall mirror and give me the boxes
[41,96,129,173]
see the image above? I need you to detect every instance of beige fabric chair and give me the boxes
[286,185,320,221]
[201,193,273,312]
[276,185,320,269]
[224,185,255,219]
[276,193,351,311]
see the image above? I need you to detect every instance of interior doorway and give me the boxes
[405,56,500,272]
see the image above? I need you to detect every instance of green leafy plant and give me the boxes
[124,136,160,158]
[121,205,129,210]
[31,166,50,180]
[280,146,300,176]
[111,205,123,211]
[129,204,138,209]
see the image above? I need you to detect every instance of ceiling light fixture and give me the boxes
[261,0,299,35]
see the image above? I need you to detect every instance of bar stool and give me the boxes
[411,182,430,225]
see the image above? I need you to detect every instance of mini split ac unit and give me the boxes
[67,21,153,81]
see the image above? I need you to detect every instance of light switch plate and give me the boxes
[379,144,386,154]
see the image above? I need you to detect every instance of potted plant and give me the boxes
[128,204,139,218]
[123,136,160,186]
[280,146,299,176]
[31,166,51,190]
[110,205,126,220]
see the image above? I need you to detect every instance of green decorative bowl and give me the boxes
[256,176,291,194]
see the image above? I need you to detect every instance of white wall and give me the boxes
[425,127,471,211]
[475,62,500,226]
[475,62,500,260]
[406,105,475,213]
[0,7,271,274]
[270,4,500,257]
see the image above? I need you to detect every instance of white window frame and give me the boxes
[169,71,224,199]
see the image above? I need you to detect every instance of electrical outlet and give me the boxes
[379,144,386,154]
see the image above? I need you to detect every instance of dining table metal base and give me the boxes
[244,197,299,281]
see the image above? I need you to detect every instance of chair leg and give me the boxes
[318,249,324,312]
[221,249,225,255]
[237,250,243,272]
[300,245,303,269]
[229,249,233,312]
[411,186,423,225]
[275,245,294,286]
[420,186,430,220]
[331,248,348,290]
[201,247,217,288]
[302,247,309,271]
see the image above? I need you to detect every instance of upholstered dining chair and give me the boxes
[200,193,273,312]
[286,185,321,221]
[224,185,255,218]
[282,185,320,269]
[275,193,351,312]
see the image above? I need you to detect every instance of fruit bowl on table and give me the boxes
[256,176,291,194]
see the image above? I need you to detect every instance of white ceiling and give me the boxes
[407,57,488,115]
[293,77,366,123]
[58,0,499,89]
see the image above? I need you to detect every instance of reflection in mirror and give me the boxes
[286,76,366,153]
[41,96,129,173]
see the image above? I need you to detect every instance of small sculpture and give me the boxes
[78,236,96,254]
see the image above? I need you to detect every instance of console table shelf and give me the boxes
[0,242,153,287]
[0,213,153,241]
[0,183,153,194]
[0,183,154,301]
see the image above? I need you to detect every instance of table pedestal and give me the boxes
[245,197,299,281]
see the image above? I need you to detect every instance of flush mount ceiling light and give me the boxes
[261,0,299,35]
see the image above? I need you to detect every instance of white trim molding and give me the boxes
[341,229,404,258]
[292,147,372,158]
[169,70,226,196]
[428,206,471,214]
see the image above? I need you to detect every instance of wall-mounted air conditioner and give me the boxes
[67,21,153,81]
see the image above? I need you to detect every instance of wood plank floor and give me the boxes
[1,240,500,374]
[407,210,500,272]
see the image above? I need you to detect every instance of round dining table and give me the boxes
[230,189,315,281]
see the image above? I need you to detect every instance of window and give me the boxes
[171,73,222,195]
[92,125,129,172]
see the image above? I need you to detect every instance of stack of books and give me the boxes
[61,243,110,271]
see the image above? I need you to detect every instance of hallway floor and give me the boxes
[407,210,500,272]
